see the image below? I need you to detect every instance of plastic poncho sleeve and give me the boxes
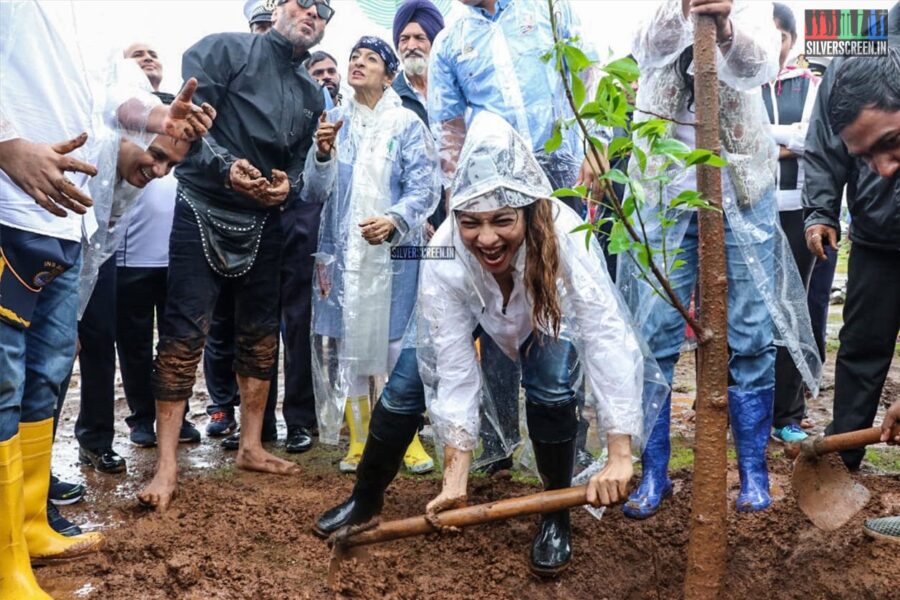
[384,117,440,245]
[300,143,337,205]
[419,258,483,451]
[180,35,239,187]
[801,59,848,237]
[427,30,468,188]
[560,216,644,442]
[633,0,780,91]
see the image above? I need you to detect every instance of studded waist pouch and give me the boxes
[179,188,268,278]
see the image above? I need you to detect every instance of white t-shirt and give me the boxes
[116,172,177,268]
[0,1,94,242]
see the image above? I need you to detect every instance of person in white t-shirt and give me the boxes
[0,2,213,596]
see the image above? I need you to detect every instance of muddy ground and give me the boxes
[38,291,899,600]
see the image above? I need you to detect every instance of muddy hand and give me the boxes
[0,133,97,217]
[315,112,343,157]
[229,159,269,200]
[257,168,290,207]
[424,493,467,533]
[327,518,380,548]
[164,78,216,141]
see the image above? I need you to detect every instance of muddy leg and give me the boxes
[138,400,185,511]
[235,375,299,475]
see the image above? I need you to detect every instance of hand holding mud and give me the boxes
[229,159,289,207]
[586,434,633,506]
[315,112,343,158]
[162,78,217,142]
[0,133,98,217]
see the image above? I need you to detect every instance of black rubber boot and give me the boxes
[313,406,420,538]
[525,397,578,576]
[529,437,576,577]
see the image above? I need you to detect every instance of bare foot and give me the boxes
[138,467,177,512]
[236,446,300,475]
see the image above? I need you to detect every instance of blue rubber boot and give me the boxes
[623,394,673,519]
[729,387,774,512]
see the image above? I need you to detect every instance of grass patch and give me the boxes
[863,447,900,474]
[208,464,238,480]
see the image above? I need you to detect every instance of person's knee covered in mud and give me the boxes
[153,336,206,401]
[234,331,279,381]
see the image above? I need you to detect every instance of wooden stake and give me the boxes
[684,13,730,600]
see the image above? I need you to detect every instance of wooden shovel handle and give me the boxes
[812,424,900,455]
[343,486,590,548]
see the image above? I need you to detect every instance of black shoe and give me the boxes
[179,420,201,444]
[49,474,85,506]
[221,424,278,451]
[285,426,314,454]
[47,501,82,537]
[313,408,420,538]
[129,422,157,448]
[530,438,576,577]
[474,456,513,477]
[79,446,127,474]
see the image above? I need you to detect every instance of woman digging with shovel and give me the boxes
[314,111,666,577]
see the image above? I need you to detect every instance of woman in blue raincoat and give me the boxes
[302,36,440,474]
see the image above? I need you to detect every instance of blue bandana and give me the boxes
[351,36,400,75]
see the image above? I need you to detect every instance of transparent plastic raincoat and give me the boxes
[303,87,440,444]
[427,0,600,189]
[413,112,668,453]
[77,59,161,318]
[619,0,822,394]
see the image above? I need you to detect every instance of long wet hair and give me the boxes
[523,198,561,338]
[676,45,696,111]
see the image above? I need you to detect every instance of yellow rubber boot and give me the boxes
[339,396,370,473]
[18,419,104,563]
[1,434,51,599]
[403,433,434,474]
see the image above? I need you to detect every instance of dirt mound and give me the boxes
[37,457,896,600]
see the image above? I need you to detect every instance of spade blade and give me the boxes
[793,452,870,531]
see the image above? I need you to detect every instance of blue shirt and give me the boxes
[428,0,595,161]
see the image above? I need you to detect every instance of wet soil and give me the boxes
[37,458,897,600]
[38,292,899,599]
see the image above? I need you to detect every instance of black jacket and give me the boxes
[392,72,446,228]
[175,30,324,212]
[802,5,900,251]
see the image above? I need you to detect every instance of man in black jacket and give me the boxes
[803,27,900,471]
[139,0,332,511]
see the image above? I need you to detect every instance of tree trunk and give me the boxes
[684,14,730,600]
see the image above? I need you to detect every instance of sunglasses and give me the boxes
[294,0,335,23]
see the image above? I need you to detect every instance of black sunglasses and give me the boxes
[295,0,334,23]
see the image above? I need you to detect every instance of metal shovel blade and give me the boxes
[793,452,870,531]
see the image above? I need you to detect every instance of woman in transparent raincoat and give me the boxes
[302,37,440,475]
[314,111,666,577]
[619,0,821,519]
